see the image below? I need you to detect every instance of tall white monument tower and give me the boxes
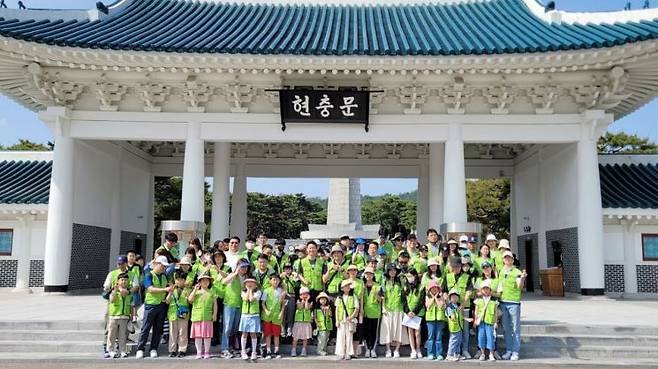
[301,178,380,239]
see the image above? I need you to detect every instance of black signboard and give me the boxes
[278,90,371,132]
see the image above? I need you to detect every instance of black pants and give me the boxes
[136,303,167,352]
[363,317,379,350]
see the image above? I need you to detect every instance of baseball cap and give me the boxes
[468,236,478,243]
[459,235,469,243]
[116,255,128,264]
[355,238,366,245]
[153,255,169,266]
[392,232,404,241]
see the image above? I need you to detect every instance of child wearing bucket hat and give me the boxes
[380,263,406,358]
[165,270,192,358]
[239,278,262,361]
[261,273,285,359]
[291,287,313,357]
[187,272,217,359]
[474,279,500,362]
[314,292,334,356]
[335,280,359,360]
[445,289,473,361]
[361,267,383,358]
[425,280,446,360]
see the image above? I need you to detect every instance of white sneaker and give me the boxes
[393,349,400,358]
[502,351,512,360]
[462,351,471,359]
[385,349,392,358]
[365,349,371,358]
[241,351,248,360]
[479,354,487,361]
[251,352,258,361]
[135,350,144,359]
[300,348,307,357]
[417,351,423,359]
[489,353,496,361]
[427,355,434,360]
[120,352,128,358]
[370,349,377,358]
[510,352,520,361]
[108,351,116,359]
[410,350,417,359]
[149,350,158,358]
[436,354,444,360]
[290,348,297,357]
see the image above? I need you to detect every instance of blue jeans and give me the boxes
[136,303,167,352]
[447,332,462,356]
[500,302,521,353]
[461,308,471,354]
[477,323,495,351]
[221,305,241,351]
[426,321,445,357]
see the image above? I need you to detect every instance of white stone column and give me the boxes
[443,124,468,224]
[622,219,638,294]
[230,163,247,240]
[428,143,444,229]
[43,116,75,292]
[180,122,205,223]
[13,215,34,293]
[416,163,430,242]
[211,142,231,242]
[146,174,155,259]
[109,149,122,270]
[577,113,606,295]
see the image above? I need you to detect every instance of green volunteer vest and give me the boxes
[474,277,500,293]
[211,264,232,299]
[167,287,191,321]
[425,297,445,322]
[383,279,403,312]
[300,257,325,291]
[412,256,428,274]
[109,268,133,290]
[242,294,261,315]
[326,259,349,294]
[446,272,470,307]
[363,283,382,319]
[351,252,367,271]
[281,275,297,295]
[294,304,312,322]
[335,295,357,320]
[191,289,215,322]
[144,271,168,305]
[405,286,426,317]
[500,267,523,303]
[108,291,132,317]
[492,250,504,273]
[315,307,334,331]
[421,273,443,290]
[474,297,498,325]
[239,249,261,264]
[223,276,243,308]
[426,243,441,259]
[350,279,364,300]
[253,268,273,290]
[446,304,463,333]
[261,287,283,324]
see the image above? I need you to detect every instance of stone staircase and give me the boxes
[0,320,657,360]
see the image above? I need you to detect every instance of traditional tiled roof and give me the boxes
[1,0,658,56]
[599,163,658,209]
[0,160,51,205]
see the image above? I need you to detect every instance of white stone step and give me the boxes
[0,320,103,331]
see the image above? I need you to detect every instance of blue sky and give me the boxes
[1,0,657,197]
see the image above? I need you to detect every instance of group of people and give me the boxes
[102,229,527,362]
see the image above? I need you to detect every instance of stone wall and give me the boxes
[0,259,17,287]
[604,264,625,293]
[69,223,111,290]
[546,227,580,293]
[637,265,658,293]
[29,259,44,287]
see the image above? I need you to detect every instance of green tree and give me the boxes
[466,178,511,239]
[246,193,326,239]
[597,132,658,154]
[362,194,416,237]
[0,139,52,151]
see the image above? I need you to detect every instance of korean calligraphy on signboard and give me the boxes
[278,90,370,131]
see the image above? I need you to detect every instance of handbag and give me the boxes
[172,289,189,320]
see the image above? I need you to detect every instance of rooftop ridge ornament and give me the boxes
[17,0,25,10]
[0,1,6,9]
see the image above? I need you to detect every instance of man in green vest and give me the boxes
[155,232,179,263]
[425,228,443,259]
[411,245,428,274]
[239,238,261,264]
[498,250,527,362]
[296,241,325,302]
[136,256,172,359]
[220,258,250,358]
[323,245,349,297]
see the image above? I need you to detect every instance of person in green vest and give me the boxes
[425,228,443,259]
[443,257,475,359]
[209,250,232,346]
[261,273,285,359]
[239,278,262,361]
[366,256,385,285]
[422,259,443,289]
[349,238,368,272]
[411,245,429,274]
[291,287,313,357]
[484,234,498,264]
[475,243,495,277]
[493,239,512,274]
[295,241,325,302]
[220,259,251,358]
[474,261,500,298]
[187,272,218,360]
[467,236,479,258]
[135,256,173,359]
[280,264,301,337]
[239,238,261,265]
[335,279,359,360]
[474,279,500,362]
[177,256,196,288]
[345,264,365,357]
[380,263,405,358]
[256,233,269,254]
[165,270,191,358]
[253,253,275,290]
[155,232,179,263]
[323,245,349,297]
[425,280,446,361]
[255,243,279,271]
[406,233,420,259]
[361,266,383,358]
[314,292,334,356]
[403,269,425,359]
[445,289,473,362]
[389,232,406,261]
[498,250,527,362]
[106,272,132,358]
[126,250,143,322]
